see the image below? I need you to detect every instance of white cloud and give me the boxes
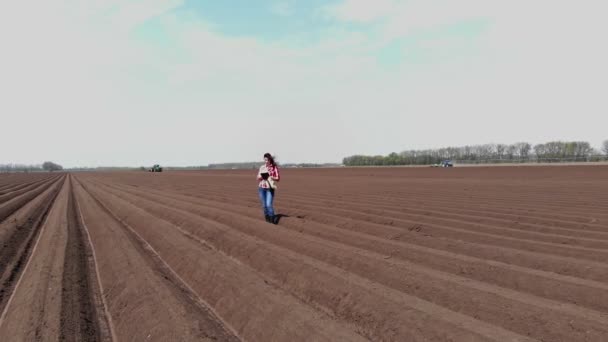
[323,0,491,41]
[270,1,295,17]
[108,0,183,32]
[1,0,606,167]
[322,0,397,24]
[0,1,185,166]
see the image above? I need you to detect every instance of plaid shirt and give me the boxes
[258,164,280,189]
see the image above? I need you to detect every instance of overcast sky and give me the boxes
[1,0,606,167]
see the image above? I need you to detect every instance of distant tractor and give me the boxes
[148,164,163,172]
[431,160,454,167]
[441,159,453,167]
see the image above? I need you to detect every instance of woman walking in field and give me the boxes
[257,153,280,224]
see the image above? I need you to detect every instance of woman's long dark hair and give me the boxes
[264,153,277,167]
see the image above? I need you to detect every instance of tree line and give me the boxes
[343,140,608,166]
[0,161,63,173]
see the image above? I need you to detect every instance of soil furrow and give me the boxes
[0,177,54,199]
[91,178,608,328]
[95,180,608,283]
[110,177,608,232]
[0,176,65,314]
[95,180,608,314]
[0,176,62,223]
[81,179,535,342]
[76,176,368,342]
[124,172,608,218]
[135,183,608,243]
[59,176,106,341]
[73,176,244,342]
[54,165,608,341]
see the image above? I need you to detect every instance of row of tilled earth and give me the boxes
[0,166,607,341]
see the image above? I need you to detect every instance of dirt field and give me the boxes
[0,165,607,341]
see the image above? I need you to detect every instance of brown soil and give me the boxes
[59,177,104,341]
[0,175,64,313]
[0,165,607,341]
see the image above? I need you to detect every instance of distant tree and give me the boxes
[42,161,63,172]
[543,141,562,158]
[386,152,401,165]
[533,144,546,160]
[573,141,593,158]
[513,142,531,160]
[495,144,507,160]
[505,144,517,160]
[603,140,608,156]
[1,164,43,172]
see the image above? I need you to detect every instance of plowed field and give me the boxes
[1,166,607,341]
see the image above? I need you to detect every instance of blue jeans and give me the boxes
[258,187,275,217]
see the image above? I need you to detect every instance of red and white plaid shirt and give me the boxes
[258,164,280,189]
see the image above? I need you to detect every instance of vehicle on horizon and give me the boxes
[431,160,454,167]
[148,164,163,172]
